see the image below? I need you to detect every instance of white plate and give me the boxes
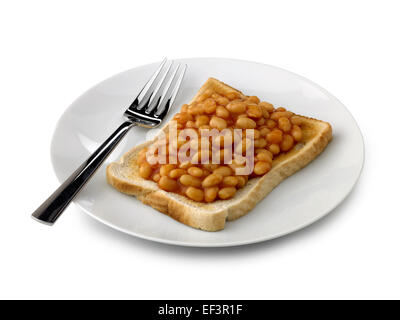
[51,58,364,247]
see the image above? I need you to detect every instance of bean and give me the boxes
[236,117,257,129]
[236,176,246,188]
[204,98,217,114]
[270,111,293,120]
[225,91,240,100]
[259,126,270,136]
[247,96,260,104]
[158,176,178,191]
[160,164,176,176]
[213,166,233,177]
[259,101,274,112]
[254,138,267,148]
[179,174,202,187]
[290,116,303,125]
[204,187,219,202]
[269,144,280,155]
[197,93,210,102]
[267,129,283,144]
[210,116,227,130]
[266,119,277,129]
[226,101,246,113]
[280,134,294,151]
[186,187,204,202]
[246,105,263,118]
[223,176,238,187]
[216,96,229,106]
[278,117,292,132]
[216,106,230,119]
[256,151,272,162]
[218,187,236,199]
[188,105,204,115]
[174,112,193,124]
[195,115,210,127]
[291,125,303,141]
[254,161,271,175]
[202,173,223,188]
[257,118,265,126]
[256,148,273,157]
[188,167,203,177]
[139,163,152,179]
[169,168,186,179]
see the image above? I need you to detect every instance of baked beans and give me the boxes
[135,87,305,202]
[204,187,219,202]
[180,174,202,188]
[291,125,303,141]
[158,176,178,192]
[278,117,292,132]
[210,116,227,130]
[202,173,223,188]
[236,117,257,129]
[186,187,204,202]
[139,163,152,179]
[254,161,271,175]
[216,106,230,119]
[160,164,176,176]
[213,166,233,177]
[188,167,203,177]
[281,134,294,152]
[227,101,246,113]
[247,105,263,118]
[222,176,239,187]
[218,187,236,199]
[169,168,186,179]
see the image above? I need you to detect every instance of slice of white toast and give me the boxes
[107,78,332,231]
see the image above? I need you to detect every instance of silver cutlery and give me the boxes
[32,59,187,225]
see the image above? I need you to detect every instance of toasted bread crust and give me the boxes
[106,78,332,231]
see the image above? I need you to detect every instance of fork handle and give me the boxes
[32,120,136,225]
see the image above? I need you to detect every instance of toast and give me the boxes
[107,78,332,231]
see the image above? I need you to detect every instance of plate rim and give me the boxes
[50,57,365,247]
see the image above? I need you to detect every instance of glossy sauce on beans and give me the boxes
[136,90,304,202]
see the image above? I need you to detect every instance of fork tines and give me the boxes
[124,59,187,126]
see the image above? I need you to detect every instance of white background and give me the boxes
[1,0,399,300]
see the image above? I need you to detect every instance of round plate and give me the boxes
[51,58,364,247]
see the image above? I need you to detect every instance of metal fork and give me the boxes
[32,59,187,225]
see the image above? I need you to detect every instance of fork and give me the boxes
[32,59,187,225]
